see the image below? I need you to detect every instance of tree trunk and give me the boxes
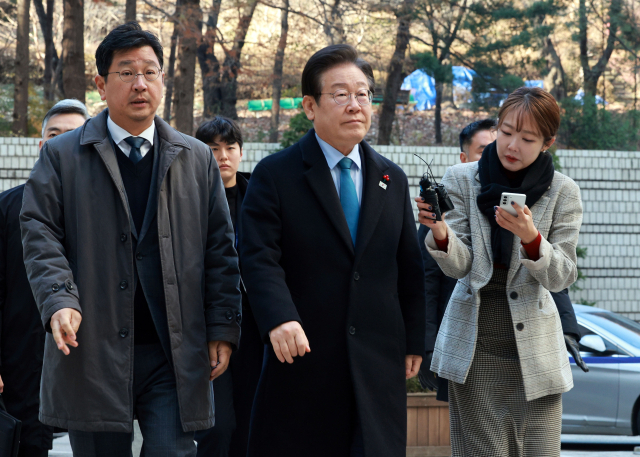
[126,0,136,22]
[377,0,415,145]
[269,0,289,143]
[434,80,443,144]
[12,0,30,136]
[34,0,58,101]
[579,0,622,98]
[542,36,566,100]
[163,1,181,121]
[172,0,202,134]
[215,0,259,119]
[323,0,345,45]
[198,0,223,119]
[62,0,86,103]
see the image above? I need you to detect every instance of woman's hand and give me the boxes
[415,197,448,241]
[494,202,538,244]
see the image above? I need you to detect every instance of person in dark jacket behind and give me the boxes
[418,119,588,402]
[193,117,263,457]
[19,22,241,456]
[0,100,89,457]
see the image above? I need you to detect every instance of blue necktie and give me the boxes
[338,157,359,245]
[124,136,145,164]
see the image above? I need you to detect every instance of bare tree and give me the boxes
[579,0,622,97]
[62,0,86,102]
[12,0,29,136]
[323,0,346,45]
[270,0,290,142]
[198,0,223,118]
[164,0,182,121]
[34,0,59,101]
[126,0,137,22]
[215,0,259,119]
[172,0,202,134]
[377,0,416,145]
[542,36,566,100]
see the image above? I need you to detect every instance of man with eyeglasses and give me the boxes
[239,44,426,457]
[20,22,241,456]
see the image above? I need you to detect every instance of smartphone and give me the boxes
[500,192,526,217]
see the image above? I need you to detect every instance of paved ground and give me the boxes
[50,432,640,456]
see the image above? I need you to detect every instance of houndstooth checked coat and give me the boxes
[425,161,583,401]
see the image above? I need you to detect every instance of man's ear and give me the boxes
[239,148,243,160]
[95,75,107,101]
[38,139,43,151]
[459,152,468,163]
[302,95,316,121]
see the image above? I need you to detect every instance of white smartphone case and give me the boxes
[500,192,527,217]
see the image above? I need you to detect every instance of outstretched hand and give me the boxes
[50,308,82,355]
[269,321,311,364]
[494,202,538,244]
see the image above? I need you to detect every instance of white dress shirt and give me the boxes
[107,116,155,158]
[316,133,363,205]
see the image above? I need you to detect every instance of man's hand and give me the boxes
[208,341,233,381]
[50,308,82,355]
[565,334,589,373]
[269,321,310,364]
[405,355,422,379]
[0,374,4,393]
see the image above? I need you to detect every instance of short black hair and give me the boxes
[41,99,90,137]
[459,118,497,152]
[95,22,163,77]
[196,116,244,149]
[301,44,375,104]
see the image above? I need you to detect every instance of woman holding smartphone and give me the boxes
[416,87,582,457]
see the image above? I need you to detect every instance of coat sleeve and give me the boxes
[0,197,6,370]
[551,288,580,340]
[519,177,582,292]
[396,177,426,356]
[238,161,301,342]
[418,224,440,353]
[204,148,242,346]
[424,166,474,279]
[20,143,81,332]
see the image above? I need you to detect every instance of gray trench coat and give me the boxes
[20,110,241,433]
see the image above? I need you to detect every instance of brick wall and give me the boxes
[3,138,639,320]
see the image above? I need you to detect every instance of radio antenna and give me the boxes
[413,154,439,186]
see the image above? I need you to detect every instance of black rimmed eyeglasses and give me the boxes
[106,65,162,83]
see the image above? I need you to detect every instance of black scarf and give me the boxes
[476,141,555,266]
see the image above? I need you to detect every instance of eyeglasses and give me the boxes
[319,89,373,106]
[106,65,162,83]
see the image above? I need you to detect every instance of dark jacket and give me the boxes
[20,110,241,433]
[0,185,53,450]
[238,130,426,457]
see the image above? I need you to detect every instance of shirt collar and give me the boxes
[316,133,361,170]
[107,115,155,146]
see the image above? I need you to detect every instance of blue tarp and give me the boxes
[574,89,607,105]
[401,66,477,110]
[525,80,544,89]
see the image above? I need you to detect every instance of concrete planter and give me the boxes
[407,393,451,457]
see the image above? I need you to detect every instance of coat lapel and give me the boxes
[473,170,493,264]
[301,130,355,255]
[354,142,389,262]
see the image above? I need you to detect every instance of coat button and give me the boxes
[225,311,233,321]
[119,327,129,338]
[136,252,143,261]
[119,280,128,290]
[120,233,127,242]
[510,291,518,300]
[516,323,524,331]
[349,326,356,335]
[65,280,74,290]
[353,272,360,281]
[236,313,242,323]
[51,283,60,292]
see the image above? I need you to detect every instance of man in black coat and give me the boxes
[0,99,89,457]
[193,117,263,457]
[418,119,587,402]
[239,44,426,457]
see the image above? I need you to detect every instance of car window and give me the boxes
[577,325,625,357]
[580,312,640,352]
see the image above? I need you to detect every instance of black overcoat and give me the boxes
[0,185,53,450]
[238,130,426,457]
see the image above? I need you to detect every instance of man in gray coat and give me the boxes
[20,22,241,456]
